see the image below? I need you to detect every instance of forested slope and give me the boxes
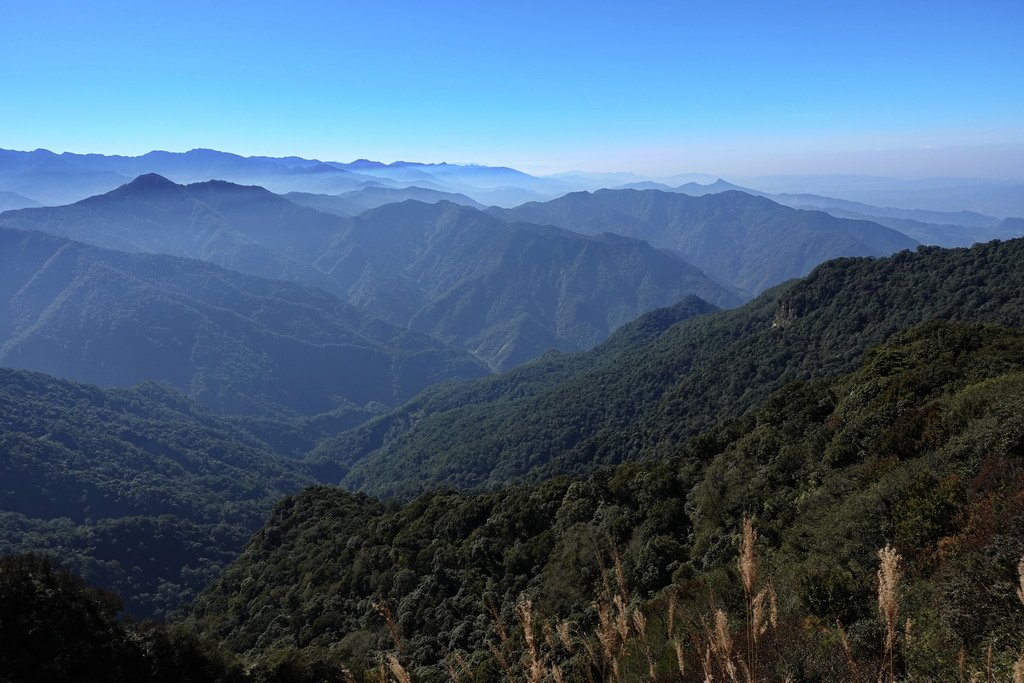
[191,321,1024,680]
[0,227,487,417]
[0,368,315,617]
[311,239,1024,498]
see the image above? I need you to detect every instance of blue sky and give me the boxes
[2,0,1022,177]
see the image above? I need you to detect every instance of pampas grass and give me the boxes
[739,515,759,682]
[713,608,739,682]
[517,598,545,683]
[877,544,903,683]
[423,525,1020,682]
[673,637,686,678]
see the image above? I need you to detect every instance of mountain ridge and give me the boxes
[3,178,742,370]
[316,199,740,369]
[0,226,488,417]
[489,188,918,295]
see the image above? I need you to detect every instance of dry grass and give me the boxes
[442,659,461,683]
[739,516,759,597]
[699,640,714,683]
[713,608,739,682]
[517,598,545,683]
[487,640,513,681]
[611,543,630,605]
[739,515,759,683]
[1015,558,1024,683]
[673,638,686,677]
[837,619,858,681]
[487,595,509,644]
[667,593,678,641]
[736,515,781,683]
[454,652,473,680]
[556,621,574,653]
[403,523,1019,682]
[877,544,903,683]
[591,550,636,683]
[632,609,656,680]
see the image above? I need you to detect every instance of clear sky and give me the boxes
[2,0,1022,178]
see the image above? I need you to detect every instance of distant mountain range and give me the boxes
[5,147,1021,219]
[0,148,573,207]
[610,178,1024,247]
[16,173,1000,367]
[490,189,917,295]
[284,186,484,216]
[0,174,344,293]
[768,192,1023,245]
[0,176,741,370]
[730,173,1024,217]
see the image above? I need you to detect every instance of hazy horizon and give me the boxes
[4,0,1021,180]
[4,143,1023,184]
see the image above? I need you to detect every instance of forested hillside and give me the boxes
[0,298,717,619]
[9,236,1021,625]
[0,368,314,617]
[310,238,1024,497]
[189,321,1024,681]
[0,554,249,682]
[0,227,487,417]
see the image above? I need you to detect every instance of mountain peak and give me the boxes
[123,173,179,191]
[346,159,388,169]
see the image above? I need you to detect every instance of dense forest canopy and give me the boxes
[187,321,1024,681]
[0,368,317,617]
